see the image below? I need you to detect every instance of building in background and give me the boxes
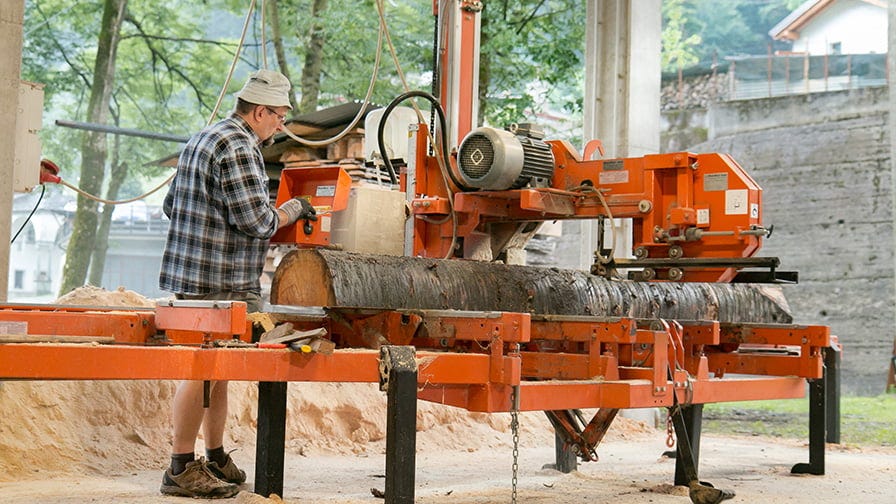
[769,0,887,55]
[8,189,167,302]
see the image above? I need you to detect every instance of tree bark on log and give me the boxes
[271,249,792,324]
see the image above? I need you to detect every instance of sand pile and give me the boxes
[0,286,654,483]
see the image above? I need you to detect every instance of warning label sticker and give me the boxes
[697,208,710,225]
[704,173,728,192]
[599,170,629,185]
[315,185,336,197]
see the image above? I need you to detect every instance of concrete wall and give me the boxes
[683,87,892,395]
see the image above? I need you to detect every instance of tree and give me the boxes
[298,0,328,114]
[58,0,128,296]
[267,0,300,112]
[661,0,702,72]
[479,1,584,129]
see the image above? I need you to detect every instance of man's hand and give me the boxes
[278,197,317,227]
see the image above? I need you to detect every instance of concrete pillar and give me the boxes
[888,0,896,379]
[0,2,26,302]
[578,0,662,269]
[580,0,662,425]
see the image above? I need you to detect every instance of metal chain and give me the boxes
[511,385,520,504]
[666,409,676,448]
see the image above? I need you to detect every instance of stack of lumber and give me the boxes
[275,127,396,186]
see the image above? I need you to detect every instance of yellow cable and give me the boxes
[60,175,173,205]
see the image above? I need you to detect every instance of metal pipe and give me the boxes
[54,119,189,143]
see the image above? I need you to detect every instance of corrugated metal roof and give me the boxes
[288,101,380,129]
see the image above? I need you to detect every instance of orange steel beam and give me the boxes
[155,301,247,337]
[687,376,806,404]
[529,316,636,343]
[0,344,515,385]
[0,304,827,418]
[418,375,807,413]
[717,323,830,346]
[707,352,824,379]
[0,344,380,382]
[0,304,157,344]
[0,341,810,413]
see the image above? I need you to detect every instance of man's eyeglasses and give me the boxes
[265,107,287,124]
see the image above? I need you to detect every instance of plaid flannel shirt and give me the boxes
[159,114,278,294]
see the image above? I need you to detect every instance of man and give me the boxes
[158,69,315,498]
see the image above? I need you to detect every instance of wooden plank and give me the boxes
[0,334,115,344]
[258,322,294,343]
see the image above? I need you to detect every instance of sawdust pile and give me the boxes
[0,286,654,483]
[54,284,158,307]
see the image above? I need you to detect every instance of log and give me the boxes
[271,249,792,324]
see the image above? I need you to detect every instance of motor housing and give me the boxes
[456,124,554,190]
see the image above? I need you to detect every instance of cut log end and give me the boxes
[270,248,336,306]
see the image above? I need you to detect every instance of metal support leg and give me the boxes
[380,346,417,504]
[792,377,825,475]
[669,403,735,503]
[554,431,577,473]
[673,404,704,487]
[824,346,841,444]
[255,381,288,497]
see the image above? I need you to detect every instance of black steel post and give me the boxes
[669,405,699,484]
[824,345,841,444]
[673,404,704,486]
[792,377,825,475]
[554,431,578,473]
[380,346,417,504]
[255,381,288,496]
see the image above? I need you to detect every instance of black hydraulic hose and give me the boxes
[11,184,45,244]
[377,90,473,191]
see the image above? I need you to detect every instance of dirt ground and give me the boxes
[0,417,894,504]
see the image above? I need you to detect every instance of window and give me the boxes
[830,42,841,55]
[13,270,24,290]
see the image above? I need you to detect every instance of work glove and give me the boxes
[278,197,317,227]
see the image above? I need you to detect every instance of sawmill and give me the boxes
[0,2,842,504]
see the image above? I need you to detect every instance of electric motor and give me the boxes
[456,124,555,190]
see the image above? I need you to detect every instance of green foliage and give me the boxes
[662,0,702,72]
[261,1,433,108]
[479,0,584,127]
[662,0,802,71]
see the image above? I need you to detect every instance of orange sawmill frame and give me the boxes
[0,302,828,410]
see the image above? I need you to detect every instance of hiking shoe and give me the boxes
[160,458,239,499]
[207,455,247,485]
